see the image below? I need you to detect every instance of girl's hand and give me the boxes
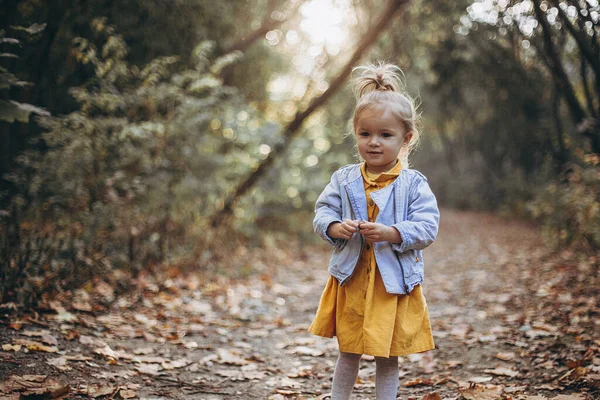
[359,221,402,243]
[327,219,360,240]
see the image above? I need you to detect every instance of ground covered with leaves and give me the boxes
[0,209,599,399]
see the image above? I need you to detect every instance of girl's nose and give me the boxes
[369,137,380,146]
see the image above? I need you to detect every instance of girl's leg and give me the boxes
[375,356,399,400]
[331,351,361,400]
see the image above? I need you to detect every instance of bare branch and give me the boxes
[210,0,411,227]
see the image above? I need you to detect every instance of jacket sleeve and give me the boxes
[313,169,345,247]
[391,175,439,253]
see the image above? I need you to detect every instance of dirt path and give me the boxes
[1,209,598,399]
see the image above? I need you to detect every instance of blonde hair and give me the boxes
[351,62,421,168]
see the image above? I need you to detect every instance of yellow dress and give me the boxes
[309,161,435,357]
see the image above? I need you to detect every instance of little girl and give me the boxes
[309,62,440,400]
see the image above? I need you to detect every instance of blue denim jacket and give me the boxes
[314,163,439,295]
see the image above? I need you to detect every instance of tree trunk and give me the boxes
[533,0,587,124]
[210,0,411,227]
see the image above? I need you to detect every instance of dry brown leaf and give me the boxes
[503,385,528,394]
[132,355,166,363]
[94,345,133,360]
[445,359,463,368]
[551,395,587,400]
[420,392,442,400]
[468,376,493,383]
[46,356,70,371]
[133,347,154,355]
[525,329,557,339]
[72,300,93,312]
[0,375,69,398]
[119,388,137,399]
[215,369,266,381]
[161,359,191,370]
[483,366,519,377]
[288,345,323,357]
[7,320,23,331]
[459,384,502,400]
[81,384,116,398]
[2,344,21,352]
[136,363,161,375]
[13,339,58,353]
[216,348,249,365]
[559,367,588,382]
[275,389,300,395]
[533,383,564,390]
[495,351,516,361]
[64,329,80,341]
[478,334,497,343]
[402,378,433,387]
[64,354,93,361]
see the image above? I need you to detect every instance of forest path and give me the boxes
[0,209,598,399]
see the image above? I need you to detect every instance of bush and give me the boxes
[0,21,257,306]
[528,155,600,253]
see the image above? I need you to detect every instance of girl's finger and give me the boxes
[344,219,359,228]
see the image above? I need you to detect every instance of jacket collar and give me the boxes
[342,163,404,221]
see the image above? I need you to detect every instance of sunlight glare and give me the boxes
[299,0,350,48]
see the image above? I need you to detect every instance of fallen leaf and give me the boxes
[445,360,462,368]
[483,367,519,377]
[2,344,21,352]
[275,389,301,395]
[402,378,433,387]
[288,346,323,357]
[46,356,71,371]
[421,392,442,400]
[0,375,69,397]
[503,385,528,393]
[550,394,587,400]
[468,376,494,383]
[81,383,116,398]
[13,339,58,353]
[94,345,133,360]
[495,351,516,361]
[459,384,502,400]
[136,363,161,375]
[216,348,249,365]
[64,354,93,361]
[119,388,137,398]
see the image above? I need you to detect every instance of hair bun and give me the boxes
[352,62,404,99]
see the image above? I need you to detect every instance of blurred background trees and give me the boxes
[1,0,599,306]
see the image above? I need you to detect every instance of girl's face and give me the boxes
[354,103,413,174]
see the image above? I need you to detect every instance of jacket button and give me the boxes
[368,199,375,206]
[365,244,371,250]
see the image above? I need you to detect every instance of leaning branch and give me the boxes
[224,0,303,55]
[210,0,410,227]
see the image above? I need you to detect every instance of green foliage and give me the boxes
[0,21,271,306]
[528,156,600,252]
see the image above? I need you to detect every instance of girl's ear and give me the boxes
[403,131,413,146]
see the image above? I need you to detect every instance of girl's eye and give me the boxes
[382,132,392,138]
[359,132,369,136]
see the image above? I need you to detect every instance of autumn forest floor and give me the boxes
[1,209,599,400]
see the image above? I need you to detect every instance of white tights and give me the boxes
[330,351,399,400]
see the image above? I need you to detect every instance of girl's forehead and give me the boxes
[356,103,401,122]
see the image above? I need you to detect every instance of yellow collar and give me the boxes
[361,160,402,186]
